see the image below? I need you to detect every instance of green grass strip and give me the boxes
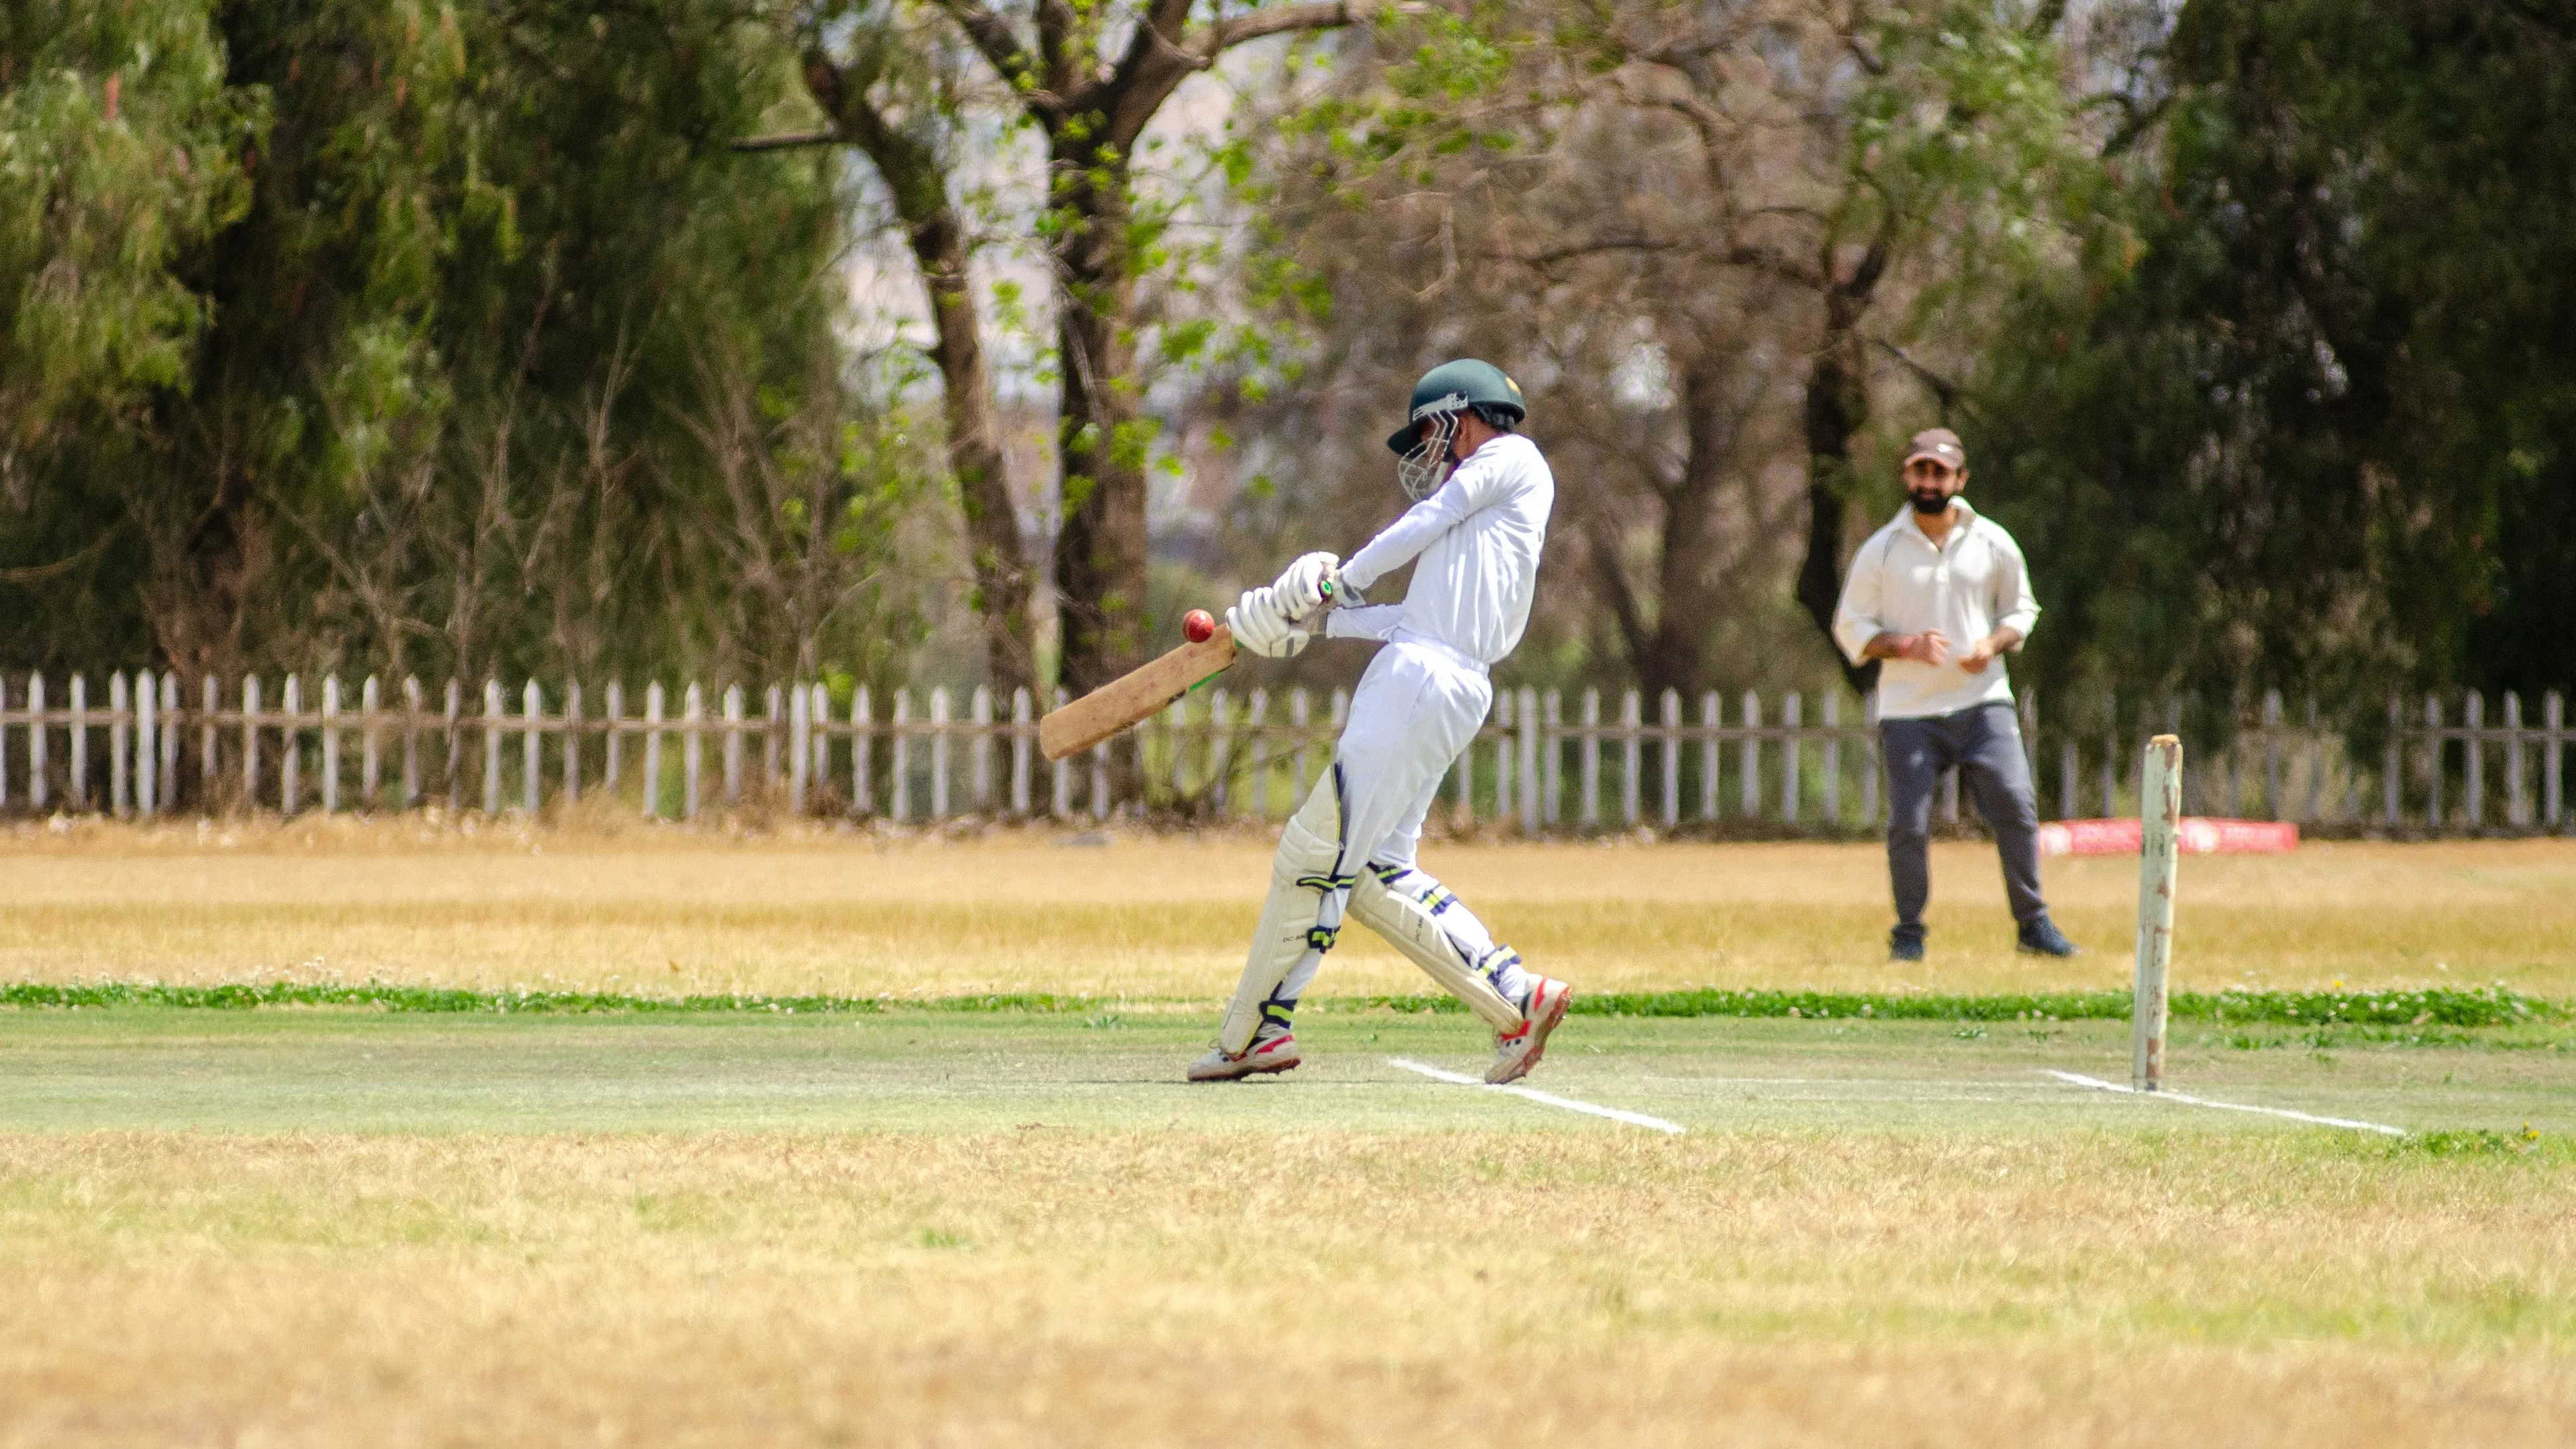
[1353,984,2559,1028]
[0,980,2559,1028]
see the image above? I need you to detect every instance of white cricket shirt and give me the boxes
[1326,433,1554,668]
[1830,499,2041,720]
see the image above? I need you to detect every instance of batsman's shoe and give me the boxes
[2016,919,2081,957]
[1187,1024,1302,1082]
[1486,977,1572,1085]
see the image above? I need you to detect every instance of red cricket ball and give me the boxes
[1183,608,1217,643]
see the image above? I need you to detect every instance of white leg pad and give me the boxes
[1349,865,1526,1034]
[1217,776,1352,1054]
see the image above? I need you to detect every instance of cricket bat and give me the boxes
[1039,625,1238,761]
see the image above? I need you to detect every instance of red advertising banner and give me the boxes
[2035,818,2300,857]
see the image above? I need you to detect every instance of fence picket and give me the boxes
[395,675,418,810]
[2506,692,2527,828]
[722,684,744,806]
[480,679,503,817]
[110,672,130,817]
[1699,691,1720,822]
[604,681,625,799]
[321,675,340,814]
[202,676,219,812]
[29,673,46,811]
[1619,689,1641,828]
[523,681,544,814]
[645,682,667,818]
[1738,690,1760,822]
[972,685,994,811]
[137,671,158,818]
[891,690,912,822]
[1782,692,1802,825]
[684,683,705,820]
[239,676,258,812]
[362,675,382,810]
[565,679,583,807]
[790,683,810,814]
[2548,691,2565,829]
[1659,689,1681,828]
[283,675,305,816]
[1011,687,1032,816]
[2467,691,2486,830]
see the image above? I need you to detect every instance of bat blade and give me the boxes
[1039,626,1238,761]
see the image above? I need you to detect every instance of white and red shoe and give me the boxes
[1187,1023,1302,1082]
[1486,977,1571,1084]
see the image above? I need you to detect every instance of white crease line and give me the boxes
[2039,1069,2408,1137]
[1387,1058,1687,1135]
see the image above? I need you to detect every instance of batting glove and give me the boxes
[1271,552,1340,620]
[1227,586,1310,659]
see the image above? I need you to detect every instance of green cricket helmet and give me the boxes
[1384,359,1526,455]
[1386,359,1526,499]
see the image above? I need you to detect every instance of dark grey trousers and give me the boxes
[1881,702,2049,935]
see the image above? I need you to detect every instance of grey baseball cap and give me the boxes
[1903,427,1966,470]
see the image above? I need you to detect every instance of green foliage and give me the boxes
[0,0,924,691]
[10,980,2557,1034]
[1978,0,2576,706]
[1842,1,2117,326]
[0,0,261,485]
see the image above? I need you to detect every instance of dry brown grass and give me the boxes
[1,1130,2569,1447]
[0,818,2569,1000]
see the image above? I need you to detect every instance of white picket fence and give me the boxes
[0,671,2565,835]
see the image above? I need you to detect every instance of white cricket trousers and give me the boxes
[1272,639,1531,1008]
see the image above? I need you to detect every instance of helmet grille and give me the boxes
[1396,411,1461,500]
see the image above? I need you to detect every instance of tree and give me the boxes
[1208,0,2103,703]
[929,0,1386,692]
[0,0,260,634]
[1976,0,2576,707]
[764,1,1038,695]
[0,0,928,693]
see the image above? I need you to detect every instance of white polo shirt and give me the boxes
[1325,433,1554,668]
[1831,499,2040,720]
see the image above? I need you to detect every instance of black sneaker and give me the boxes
[2016,920,2081,957]
[1889,926,1926,963]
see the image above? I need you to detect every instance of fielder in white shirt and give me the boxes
[1831,428,2081,962]
[1189,360,1573,1085]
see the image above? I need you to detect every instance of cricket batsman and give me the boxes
[1189,360,1572,1085]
